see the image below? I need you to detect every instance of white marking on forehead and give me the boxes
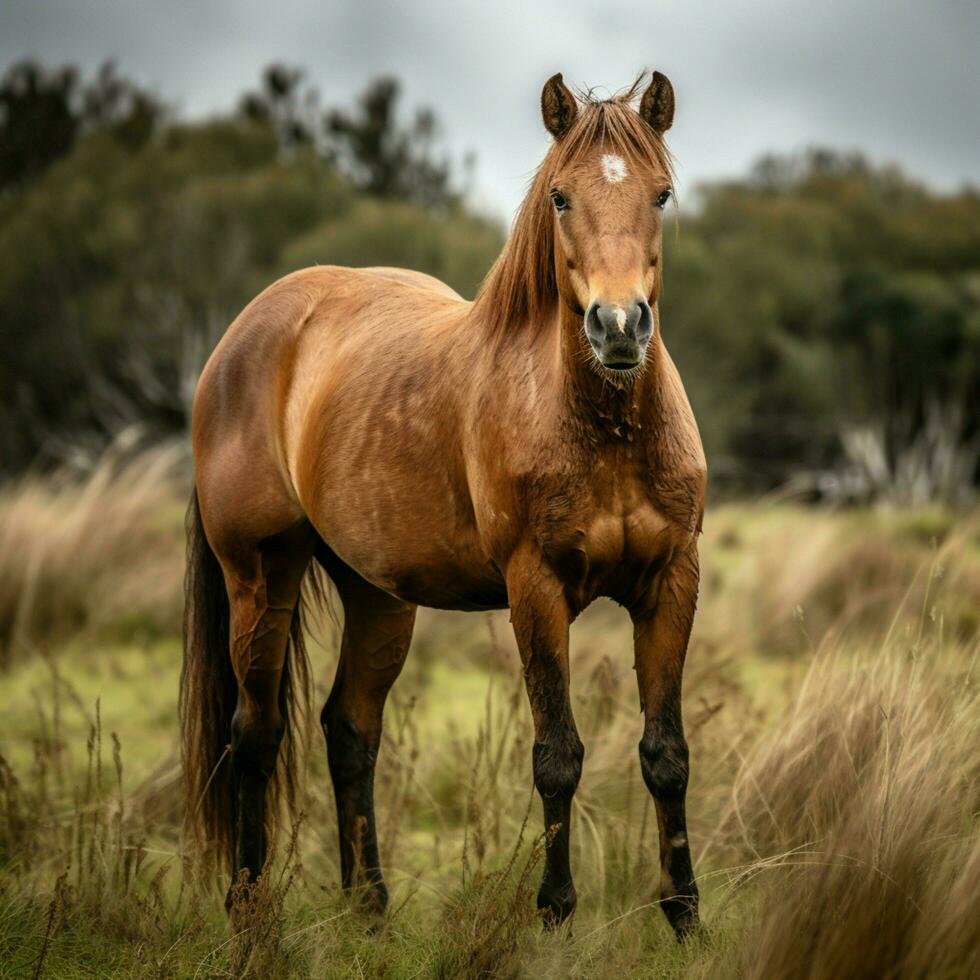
[613,306,627,333]
[601,153,628,183]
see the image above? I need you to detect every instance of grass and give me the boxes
[0,450,977,978]
[0,442,186,663]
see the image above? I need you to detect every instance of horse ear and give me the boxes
[541,73,578,140]
[639,71,675,134]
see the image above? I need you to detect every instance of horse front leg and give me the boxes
[507,549,583,926]
[631,543,700,940]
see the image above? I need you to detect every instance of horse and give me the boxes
[180,69,705,939]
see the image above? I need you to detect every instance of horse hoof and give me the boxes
[347,879,389,921]
[537,885,576,929]
[662,894,701,942]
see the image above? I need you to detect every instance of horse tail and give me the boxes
[180,487,236,867]
[180,488,316,869]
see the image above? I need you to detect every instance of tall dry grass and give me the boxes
[0,446,977,977]
[698,505,979,656]
[703,635,979,979]
[2,596,975,978]
[0,442,186,662]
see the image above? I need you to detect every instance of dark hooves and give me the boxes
[538,885,577,930]
[662,894,701,943]
[348,880,389,921]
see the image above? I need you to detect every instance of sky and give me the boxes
[3,0,978,220]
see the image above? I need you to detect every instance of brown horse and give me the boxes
[181,70,705,938]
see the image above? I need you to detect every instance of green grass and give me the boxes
[0,458,978,977]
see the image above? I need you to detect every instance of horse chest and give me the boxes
[534,472,693,609]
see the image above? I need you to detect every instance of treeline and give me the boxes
[1,61,978,500]
[666,152,980,500]
[0,62,500,470]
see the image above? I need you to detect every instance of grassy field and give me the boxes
[1,447,978,978]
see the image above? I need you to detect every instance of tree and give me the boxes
[0,65,500,472]
[0,61,79,193]
[663,150,980,500]
[239,68,459,208]
[325,77,455,207]
[79,61,164,149]
[0,60,163,196]
[239,63,318,151]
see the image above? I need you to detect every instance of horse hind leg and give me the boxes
[221,522,317,906]
[318,553,416,913]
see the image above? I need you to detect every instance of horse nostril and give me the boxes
[584,302,604,344]
[635,300,653,341]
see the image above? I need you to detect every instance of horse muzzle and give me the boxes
[584,299,653,370]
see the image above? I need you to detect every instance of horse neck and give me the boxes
[471,299,666,453]
[555,303,664,442]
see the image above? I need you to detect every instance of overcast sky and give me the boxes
[3,0,978,219]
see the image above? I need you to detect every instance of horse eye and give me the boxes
[550,190,568,211]
[655,188,673,209]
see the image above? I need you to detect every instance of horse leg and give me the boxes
[507,547,583,925]
[222,524,315,905]
[631,544,700,939]
[319,559,416,913]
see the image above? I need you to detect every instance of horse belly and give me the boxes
[308,476,507,611]
[329,529,507,611]
[385,560,508,611]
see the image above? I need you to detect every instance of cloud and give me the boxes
[2,0,977,219]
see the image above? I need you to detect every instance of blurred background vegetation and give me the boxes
[2,59,977,503]
[1,55,979,980]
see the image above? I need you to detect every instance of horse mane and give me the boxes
[472,76,674,339]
